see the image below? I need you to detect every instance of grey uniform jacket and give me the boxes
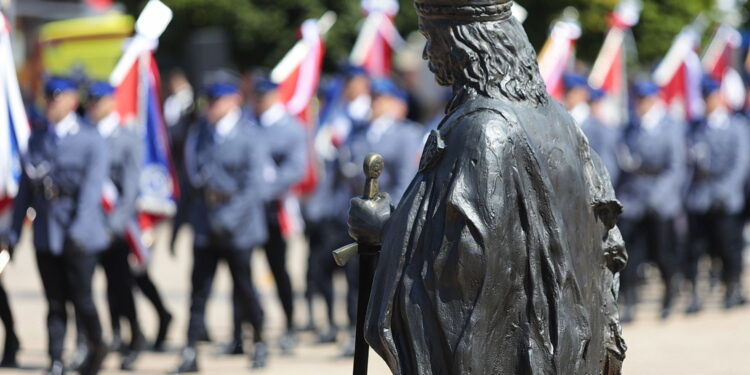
[254,112,307,216]
[686,114,750,214]
[257,113,307,199]
[103,126,143,237]
[581,116,620,185]
[347,118,423,203]
[616,115,687,219]
[10,117,110,254]
[185,118,269,250]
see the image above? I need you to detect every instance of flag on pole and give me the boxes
[588,0,641,127]
[270,13,336,238]
[109,0,175,265]
[653,19,706,122]
[538,8,581,101]
[0,11,30,227]
[703,24,745,110]
[273,17,328,125]
[350,0,404,77]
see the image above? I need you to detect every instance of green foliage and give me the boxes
[121,0,418,72]
[121,0,723,72]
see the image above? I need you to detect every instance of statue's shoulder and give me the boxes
[444,98,519,143]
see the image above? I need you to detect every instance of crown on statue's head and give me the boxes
[414,0,513,21]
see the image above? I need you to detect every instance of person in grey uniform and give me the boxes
[236,77,306,354]
[684,76,749,312]
[174,70,269,372]
[616,81,687,322]
[5,77,109,375]
[299,67,373,350]
[88,81,145,369]
[336,78,423,356]
[345,78,423,203]
[563,74,621,184]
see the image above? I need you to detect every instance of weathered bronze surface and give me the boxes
[346,0,628,374]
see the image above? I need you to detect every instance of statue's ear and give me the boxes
[593,199,623,230]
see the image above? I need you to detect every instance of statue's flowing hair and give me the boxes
[433,17,549,106]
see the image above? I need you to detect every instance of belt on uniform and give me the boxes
[39,176,75,201]
[205,189,231,207]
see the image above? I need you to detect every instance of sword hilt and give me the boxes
[332,153,384,266]
[363,153,384,199]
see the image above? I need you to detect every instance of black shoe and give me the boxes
[619,304,634,324]
[685,291,702,315]
[300,321,316,332]
[316,327,338,344]
[217,340,244,356]
[660,278,678,320]
[110,332,125,353]
[172,347,198,373]
[725,282,747,309]
[279,331,296,355]
[46,360,65,375]
[340,335,355,358]
[0,334,19,367]
[66,342,89,372]
[196,326,211,343]
[153,312,173,351]
[121,333,146,371]
[79,342,108,375]
[251,342,268,369]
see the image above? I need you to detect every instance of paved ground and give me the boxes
[1,225,749,374]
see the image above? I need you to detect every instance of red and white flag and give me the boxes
[108,0,176,265]
[350,0,404,77]
[588,0,641,127]
[538,9,581,101]
[270,13,336,237]
[273,17,330,125]
[653,21,705,122]
[0,12,30,227]
[703,24,744,110]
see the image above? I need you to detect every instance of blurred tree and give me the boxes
[120,0,417,73]
[120,0,717,72]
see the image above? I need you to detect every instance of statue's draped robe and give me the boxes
[365,94,625,375]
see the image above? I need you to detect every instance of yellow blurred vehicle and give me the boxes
[39,13,133,81]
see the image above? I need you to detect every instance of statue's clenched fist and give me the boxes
[348,192,393,247]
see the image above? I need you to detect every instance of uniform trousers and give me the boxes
[36,241,103,362]
[188,235,264,346]
[100,237,139,338]
[229,217,295,341]
[686,210,744,284]
[619,213,680,302]
[304,218,359,328]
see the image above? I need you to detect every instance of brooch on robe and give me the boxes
[419,129,446,172]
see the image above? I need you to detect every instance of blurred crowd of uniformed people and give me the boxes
[0,62,432,374]
[0,49,749,375]
[561,72,749,324]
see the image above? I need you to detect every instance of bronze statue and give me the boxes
[346,0,628,373]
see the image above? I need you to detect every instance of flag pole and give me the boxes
[271,11,337,84]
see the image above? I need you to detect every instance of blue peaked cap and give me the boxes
[253,77,279,95]
[88,81,115,98]
[701,74,721,97]
[341,64,368,79]
[589,87,606,102]
[203,69,241,98]
[371,78,407,102]
[563,73,589,91]
[633,81,660,98]
[45,76,79,95]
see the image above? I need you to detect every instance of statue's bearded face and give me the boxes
[418,18,452,87]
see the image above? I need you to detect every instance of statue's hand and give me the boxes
[348,193,393,246]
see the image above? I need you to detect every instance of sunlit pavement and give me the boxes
[1,225,748,374]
